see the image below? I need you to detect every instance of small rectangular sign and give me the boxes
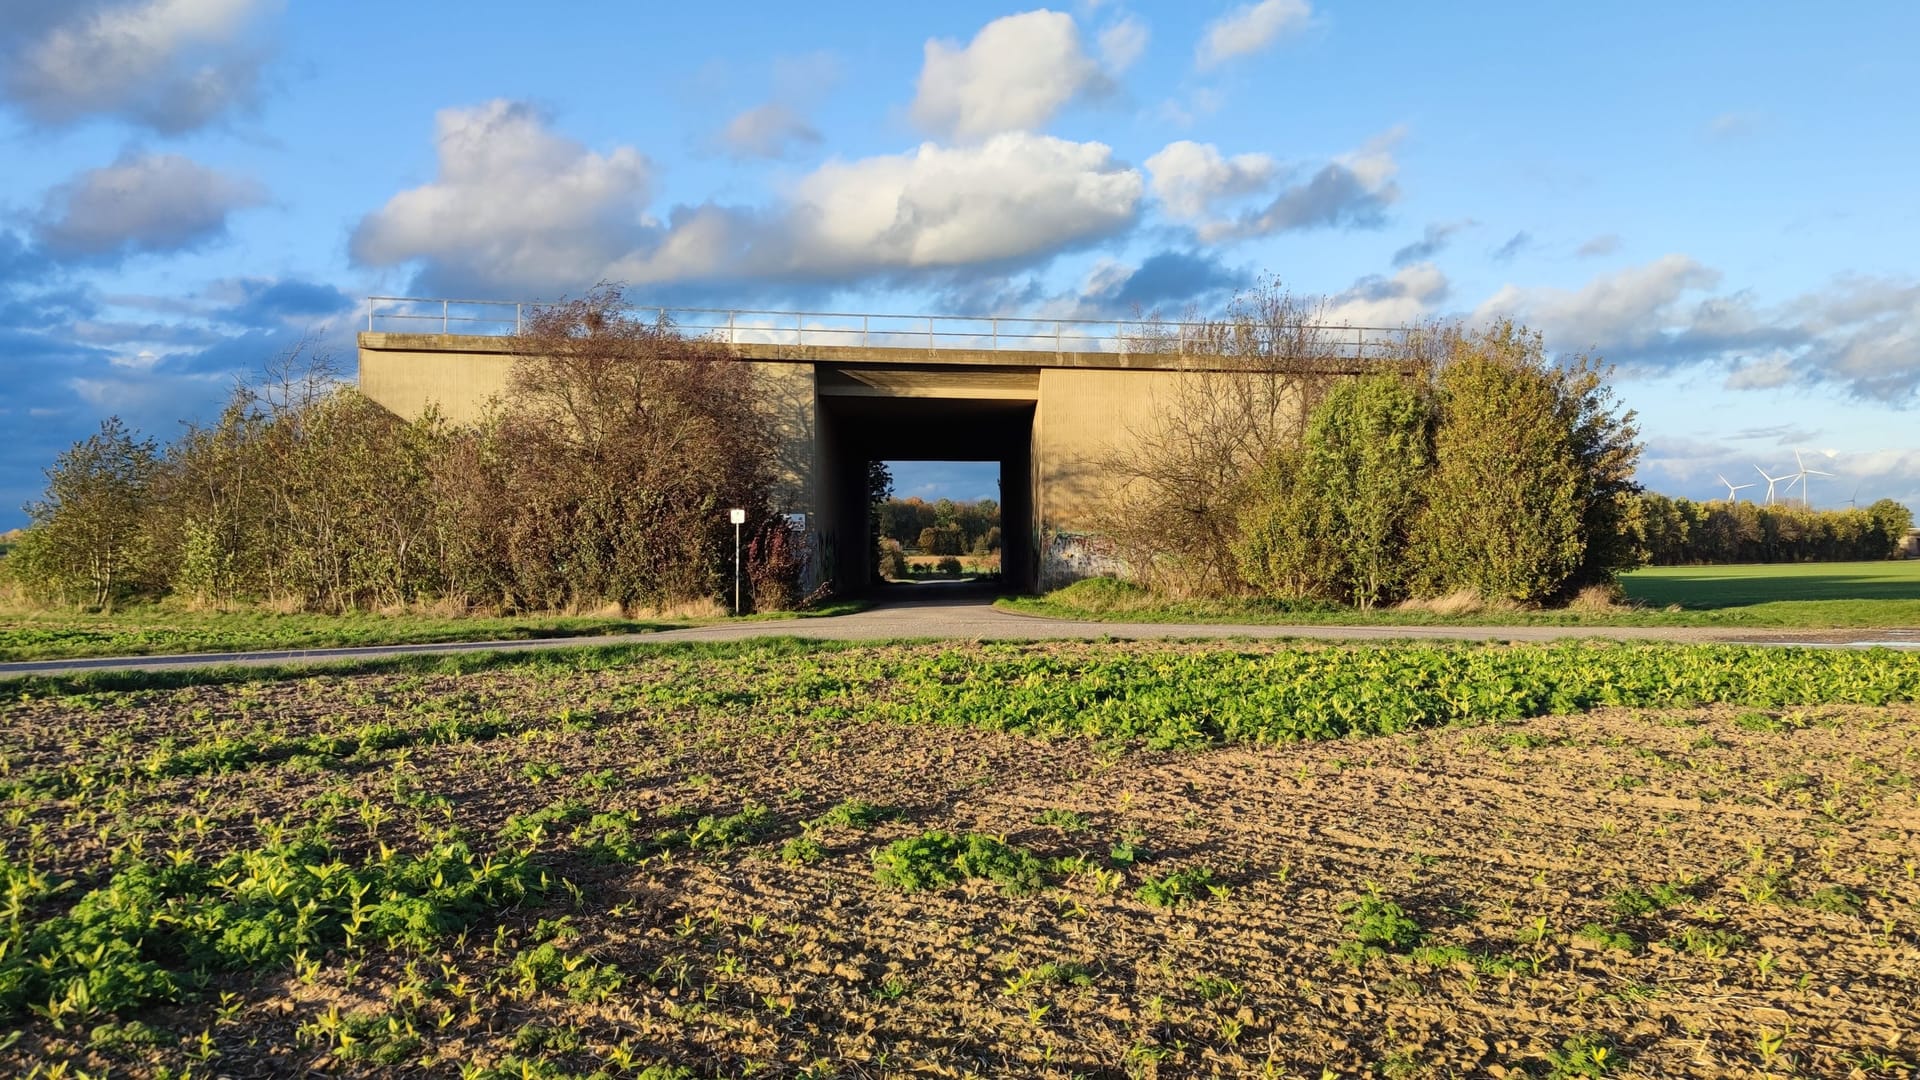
[729,508,747,524]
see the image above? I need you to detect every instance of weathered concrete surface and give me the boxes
[356,332,821,534]
[358,334,518,425]
[357,332,1325,592]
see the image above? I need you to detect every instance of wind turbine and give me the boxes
[1755,464,1793,506]
[1792,449,1833,509]
[1716,473,1754,502]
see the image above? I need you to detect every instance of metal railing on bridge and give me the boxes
[364,296,1413,359]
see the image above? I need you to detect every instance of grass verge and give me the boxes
[0,599,867,663]
[999,563,1920,628]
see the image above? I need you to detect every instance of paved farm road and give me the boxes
[3,581,1916,678]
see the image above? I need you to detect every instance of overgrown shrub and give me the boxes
[433,288,781,610]
[747,520,809,611]
[12,287,796,615]
[1413,324,1639,603]
[140,353,445,611]
[1096,283,1365,595]
[1410,323,1592,603]
[1230,322,1640,608]
[7,417,161,609]
[1237,373,1430,608]
[878,538,910,579]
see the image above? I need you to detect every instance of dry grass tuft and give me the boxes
[1398,588,1501,617]
[638,597,728,621]
[1567,583,1631,613]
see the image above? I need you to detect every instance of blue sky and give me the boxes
[2,1,1917,527]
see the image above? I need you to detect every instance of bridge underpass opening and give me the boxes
[816,394,1035,595]
[877,459,1003,583]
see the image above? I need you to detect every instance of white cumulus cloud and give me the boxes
[1145,140,1278,220]
[1322,263,1449,327]
[1196,0,1311,70]
[1474,254,1722,352]
[1197,127,1404,242]
[1475,257,1920,402]
[2,0,278,132]
[616,132,1144,284]
[32,151,266,261]
[350,101,655,297]
[909,9,1109,140]
[350,103,1143,297]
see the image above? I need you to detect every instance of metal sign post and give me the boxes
[729,509,746,614]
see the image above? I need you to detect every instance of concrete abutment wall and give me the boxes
[356,331,1343,594]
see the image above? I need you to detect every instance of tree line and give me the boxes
[876,496,1001,555]
[5,289,806,613]
[1627,494,1912,565]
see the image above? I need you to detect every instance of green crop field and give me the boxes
[1005,560,1920,629]
[1623,560,1920,607]
[2,639,1918,1077]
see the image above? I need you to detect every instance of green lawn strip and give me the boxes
[0,635,874,697]
[0,610,680,663]
[1623,561,1920,607]
[999,564,1920,628]
[0,599,868,663]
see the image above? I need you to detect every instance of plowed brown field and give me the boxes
[3,643,1917,1079]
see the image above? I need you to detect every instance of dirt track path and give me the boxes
[3,584,1916,678]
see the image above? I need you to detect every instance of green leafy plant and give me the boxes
[1333,886,1426,965]
[1665,927,1745,959]
[1573,923,1637,952]
[1135,866,1218,909]
[1002,961,1093,995]
[1606,880,1692,918]
[0,839,545,1023]
[1541,1035,1621,1078]
[684,804,773,850]
[809,799,894,831]
[871,832,1044,895]
[1034,807,1091,834]
[781,836,826,864]
[1799,885,1863,915]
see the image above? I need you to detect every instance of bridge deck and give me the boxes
[358,332,1404,374]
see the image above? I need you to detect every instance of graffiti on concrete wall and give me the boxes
[1040,528,1124,589]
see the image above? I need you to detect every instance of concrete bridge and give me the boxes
[357,298,1407,592]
